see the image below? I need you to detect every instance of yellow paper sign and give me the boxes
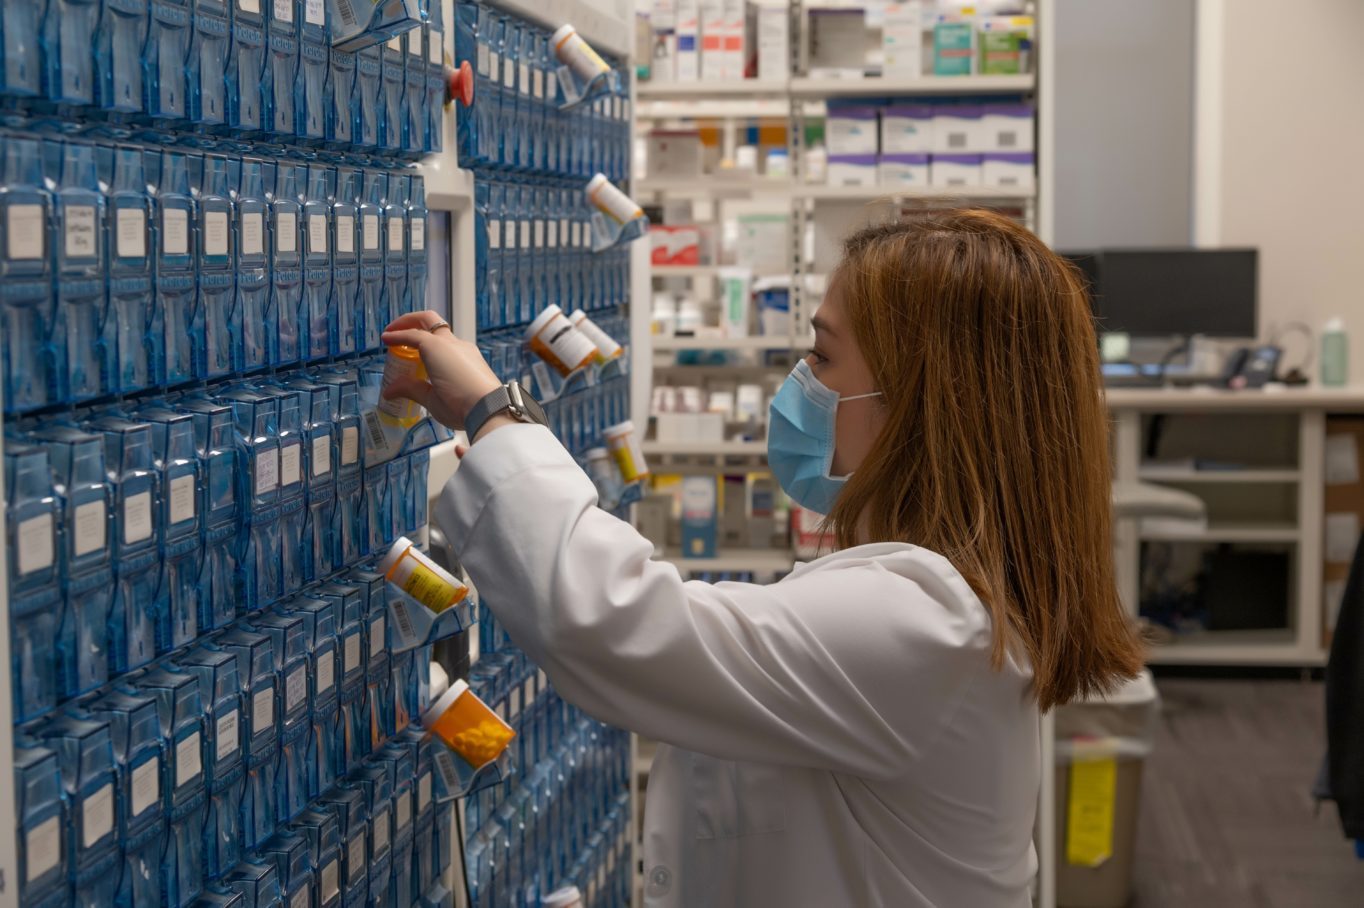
[1066,758,1117,867]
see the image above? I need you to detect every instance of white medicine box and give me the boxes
[826,154,880,187]
[826,107,880,156]
[981,153,1035,190]
[878,154,930,187]
[930,154,983,187]
[646,130,704,179]
[931,105,982,153]
[980,104,1035,152]
[880,105,934,154]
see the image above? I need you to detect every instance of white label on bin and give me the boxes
[534,220,544,248]
[547,220,558,248]
[163,209,189,255]
[131,757,160,817]
[273,0,292,22]
[347,835,366,882]
[533,69,544,99]
[408,29,422,57]
[216,709,239,761]
[7,205,44,260]
[305,0,324,26]
[204,211,228,256]
[387,36,402,52]
[363,214,379,250]
[430,29,442,64]
[341,426,359,465]
[417,772,431,812]
[388,218,403,252]
[344,631,361,673]
[65,205,97,258]
[488,219,501,250]
[255,447,279,495]
[170,474,196,524]
[176,731,202,787]
[519,221,530,249]
[25,816,60,883]
[312,435,331,477]
[242,211,264,256]
[240,0,259,12]
[277,211,298,253]
[309,214,328,255]
[337,214,355,253]
[546,72,557,101]
[73,501,106,557]
[17,513,53,575]
[316,650,335,694]
[478,44,489,76]
[370,616,386,656]
[372,807,389,852]
[280,442,301,487]
[83,784,114,847]
[502,57,515,89]
[396,791,411,831]
[124,492,153,544]
[290,885,310,908]
[320,860,339,900]
[253,686,274,732]
[117,208,146,259]
[519,63,529,93]
[411,218,424,251]
[287,665,307,713]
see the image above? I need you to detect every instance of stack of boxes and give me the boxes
[644,0,788,83]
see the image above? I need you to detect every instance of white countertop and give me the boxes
[1104,385,1364,411]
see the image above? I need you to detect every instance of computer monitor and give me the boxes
[1060,248,1258,339]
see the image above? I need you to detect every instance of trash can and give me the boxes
[1053,669,1160,908]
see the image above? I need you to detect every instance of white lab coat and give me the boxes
[436,425,1040,907]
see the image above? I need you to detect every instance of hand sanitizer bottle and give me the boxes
[269,159,306,365]
[189,0,231,128]
[383,171,408,327]
[5,443,62,721]
[302,163,334,359]
[176,644,245,880]
[380,32,406,152]
[292,805,342,908]
[178,398,240,630]
[358,170,387,351]
[42,0,100,108]
[152,149,202,385]
[315,373,366,565]
[86,415,164,670]
[266,0,299,137]
[219,386,283,609]
[296,0,328,141]
[146,0,193,122]
[36,714,120,907]
[252,610,311,823]
[281,594,339,797]
[15,744,66,906]
[197,153,241,378]
[235,156,272,369]
[94,0,148,116]
[1,137,58,413]
[331,167,361,356]
[214,626,280,850]
[138,406,203,648]
[101,144,156,394]
[34,427,114,698]
[226,0,267,132]
[273,387,308,596]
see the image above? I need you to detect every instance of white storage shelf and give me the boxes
[789,73,1036,97]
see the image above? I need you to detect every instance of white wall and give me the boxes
[1209,0,1364,351]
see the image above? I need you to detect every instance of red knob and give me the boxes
[446,61,474,107]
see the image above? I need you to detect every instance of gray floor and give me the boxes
[1131,679,1364,907]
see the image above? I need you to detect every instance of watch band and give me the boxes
[465,382,547,440]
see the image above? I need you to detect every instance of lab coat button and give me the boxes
[646,865,672,896]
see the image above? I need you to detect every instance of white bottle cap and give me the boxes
[526,304,565,341]
[542,887,584,908]
[378,535,415,577]
[604,420,635,438]
[585,173,609,195]
[552,24,577,47]
[421,677,469,728]
[585,447,609,461]
[1324,317,1345,332]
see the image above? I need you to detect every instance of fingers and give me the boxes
[384,310,450,333]
[381,375,435,409]
[380,327,441,350]
[455,444,468,460]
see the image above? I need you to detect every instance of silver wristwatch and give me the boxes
[464,380,549,440]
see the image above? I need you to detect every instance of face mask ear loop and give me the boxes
[840,391,883,402]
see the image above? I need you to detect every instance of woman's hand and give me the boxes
[380,311,502,433]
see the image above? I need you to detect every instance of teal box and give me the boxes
[679,476,718,560]
[933,21,975,76]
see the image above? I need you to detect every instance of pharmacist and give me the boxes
[382,210,1143,907]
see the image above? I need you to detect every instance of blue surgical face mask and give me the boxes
[767,360,882,515]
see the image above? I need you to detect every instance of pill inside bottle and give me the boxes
[421,678,515,769]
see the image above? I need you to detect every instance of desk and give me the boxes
[1105,385,1364,666]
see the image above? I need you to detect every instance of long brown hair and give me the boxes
[831,210,1143,710]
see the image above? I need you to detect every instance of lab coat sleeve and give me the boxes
[436,424,993,781]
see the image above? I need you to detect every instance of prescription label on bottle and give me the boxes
[280,442,301,487]
[176,731,202,787]
[341,426,359,465]
[83,784,114,847]
[336,214,355,253]
[253,687,274,733]
[320,860,339,901]
[344,631,361,674]
[7,204,44,260]
[372,807,390,852]
[363,214,380,250]
[388,217,404,252]
[1067,757,1117,867]
[396,791,411,831]
[131,757,160,817]
[347,835,366,883]
[242,211,264,256]
[488,219,501,250]
[124,491,153,544]
[65,205,97,258]
[286,665,307,713]
[389,553,466,613]
[163,209,189,256]
[73,501,105,557]
[17,513,53,575]
[417,772,432,812]
[305,0,324,26]
[370,616,386,656]
[277,211,298,253]
[216,709,239,762]
[309,214,327,255]
[25,816,60,884]
[316,650,335,694]
[312,435,331,477]
[273,0,292,22]
[169,474,196,525]
[290,885,310,908]
[411,218,425,251]
[116,208,146,259]
[204,211,229,256]
[255,447,279,496]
